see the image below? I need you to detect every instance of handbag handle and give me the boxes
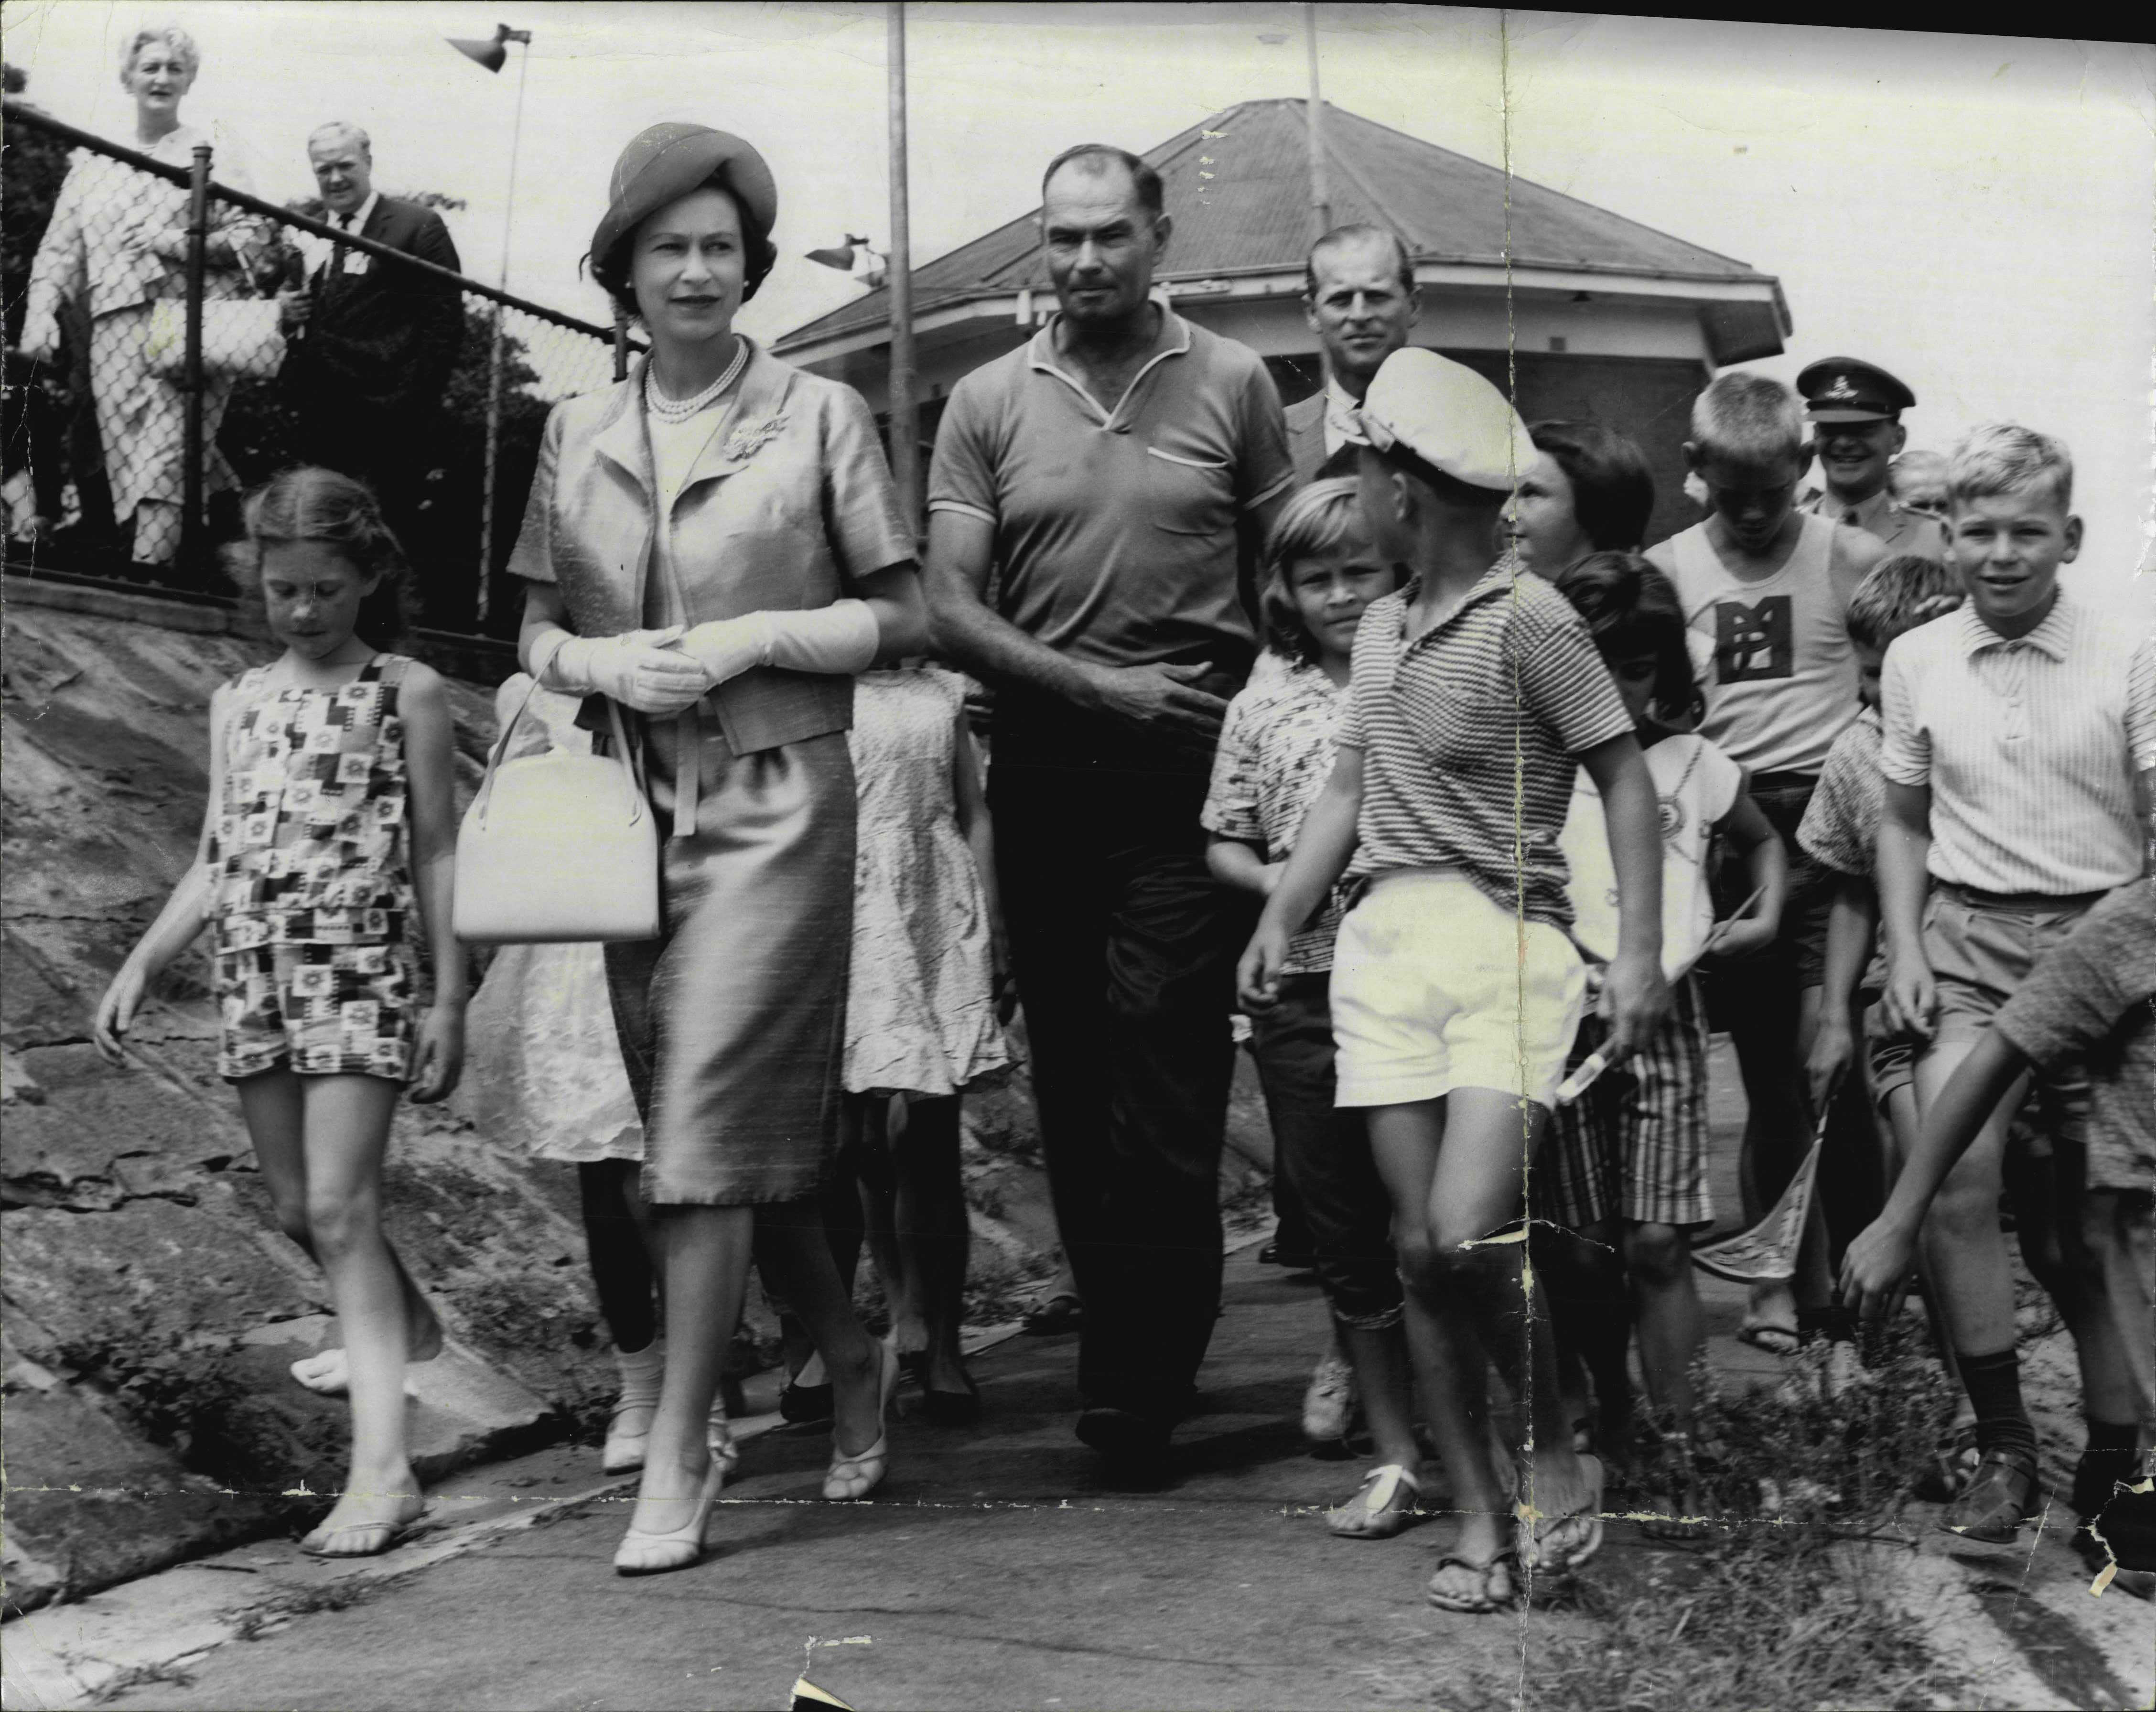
[470,672,647,831]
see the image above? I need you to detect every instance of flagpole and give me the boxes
[1304,2,1330,239]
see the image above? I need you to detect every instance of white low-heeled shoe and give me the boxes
[821,1341,900,1502]
[602,1341,667,1475]
[613,1460,725,1577]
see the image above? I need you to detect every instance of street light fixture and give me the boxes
[807,235,887,291]
[444,22,533,620]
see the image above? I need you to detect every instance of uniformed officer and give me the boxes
[1795,356,1949,561]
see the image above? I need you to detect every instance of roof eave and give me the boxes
[774,263,1789,363]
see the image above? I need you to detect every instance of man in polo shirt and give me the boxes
[924,142,1294,1466]
[1286,223,1420,484]
[1797,357,1950,562]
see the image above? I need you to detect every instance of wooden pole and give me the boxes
[1304,3,1330,240]
[886,0,920,538]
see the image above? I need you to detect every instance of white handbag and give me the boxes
[145,297,287,382]
[453,680,661,945]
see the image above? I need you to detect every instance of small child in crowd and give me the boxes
[1843,877,2156,1571]
[1795,555,1974,1491]
[1888,449,1951,521]
[1537,552,1785,1522]
[839,663,1013,1423]
[92,467,464,1559]
[462,675,735,1480]
[1241,350,1670,1615]
[1648,371,1888,1355]
[1873,422,2155,1547]
[1203,478,1413,1524]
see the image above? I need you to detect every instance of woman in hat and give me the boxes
[506,123,926,1576]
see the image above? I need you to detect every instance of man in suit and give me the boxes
[1287,224,1419,484]
[278,122,464,574]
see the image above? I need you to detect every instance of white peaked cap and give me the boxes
[1355,347,1536,491]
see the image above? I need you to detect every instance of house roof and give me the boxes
[776,97,1786,359]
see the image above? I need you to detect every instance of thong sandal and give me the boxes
[1427,1547,1519,1614]
[300,1497,430,1560]
[1328,1464,1423,1540]
[1736,1316,1801,1357]
[1520,1452,1606,1575]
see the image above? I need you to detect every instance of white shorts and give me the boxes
[1330,869,1587,1112]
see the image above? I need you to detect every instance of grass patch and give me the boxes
[1465,1320,1964,1712]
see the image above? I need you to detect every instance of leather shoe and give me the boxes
[1940,1445,2039,1545]
[1076,1406,1170,1466]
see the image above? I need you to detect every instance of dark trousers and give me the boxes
[1247,973,1402,1329]
[992,763,1255,1420]
[296,404,438,581]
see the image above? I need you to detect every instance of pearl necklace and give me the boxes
[644,337,748,421]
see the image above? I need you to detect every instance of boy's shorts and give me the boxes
[1536,976,1713,1230]
[1863,999,1917,1111]
[216,939,418,1082]
[1330,869,1586,1112]
[1703,771,1832,1032]
[1922,885,2102,1044]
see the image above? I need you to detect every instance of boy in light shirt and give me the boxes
[1876,423,2156,1546]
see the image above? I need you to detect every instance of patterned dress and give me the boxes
[843,668,1012,1098]
[208,655,420,1081]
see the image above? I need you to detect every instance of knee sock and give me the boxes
[1957,1346,2038,1461]
[2073,1419,2142,1514]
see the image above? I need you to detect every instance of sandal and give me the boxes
[1736,1315,1800,1357]
[300,1495,429,1559]
[1638,1432,1710,1542]
[1941,1445,2039,1546]
[1427,1546,1518,1614]
[1328,1464,1423,1540]
[1519,1452,1605,1574]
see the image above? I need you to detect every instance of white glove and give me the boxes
[679,599,883,684]
[17,309,60,366]
[679,614,776,691]
[541,626,707,716]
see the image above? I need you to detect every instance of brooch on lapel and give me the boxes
[723,416,786,463]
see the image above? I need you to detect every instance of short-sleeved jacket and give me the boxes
[507,342,915,756]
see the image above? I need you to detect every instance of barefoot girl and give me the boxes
[93,465,464,1558]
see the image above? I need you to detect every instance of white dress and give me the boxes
[843,668,1012,1098]
[463,676,645,1163]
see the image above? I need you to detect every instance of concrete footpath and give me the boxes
[9,1236,2151,1712]
[6,1244,1593,1712]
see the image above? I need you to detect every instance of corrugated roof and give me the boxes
[778,97,1774,352]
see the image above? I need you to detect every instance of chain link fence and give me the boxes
[3,96,629,639]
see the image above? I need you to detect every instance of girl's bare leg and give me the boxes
[241,1070,441,1367]
[292,1074,420,1544]
[759,1204,886,1460]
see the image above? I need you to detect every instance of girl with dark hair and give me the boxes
[510,124,927,1576]
[92,465,465,1558]
[1510,421,1658,576]
[1538,551,1785,1518]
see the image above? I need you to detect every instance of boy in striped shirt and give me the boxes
[1240,349,1669,1612]
[1876,423,2156,1546]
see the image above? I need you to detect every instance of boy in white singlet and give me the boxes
[1646,372,1886,1355]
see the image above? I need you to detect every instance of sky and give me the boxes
[5,4,2150,614]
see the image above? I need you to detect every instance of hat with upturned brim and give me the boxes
[590,123,778,275]
[1356,347,1536,491]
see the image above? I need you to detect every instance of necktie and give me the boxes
[1844,508,1862,529]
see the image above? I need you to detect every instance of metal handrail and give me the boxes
[2,98,629,348]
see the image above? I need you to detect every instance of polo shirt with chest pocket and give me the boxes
[928,306,1292,767]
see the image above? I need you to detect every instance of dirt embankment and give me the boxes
[0,584,1274,1615]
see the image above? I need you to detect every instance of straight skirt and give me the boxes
[605,719,856,1206]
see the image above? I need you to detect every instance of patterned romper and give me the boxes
[210,655,420,1082]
